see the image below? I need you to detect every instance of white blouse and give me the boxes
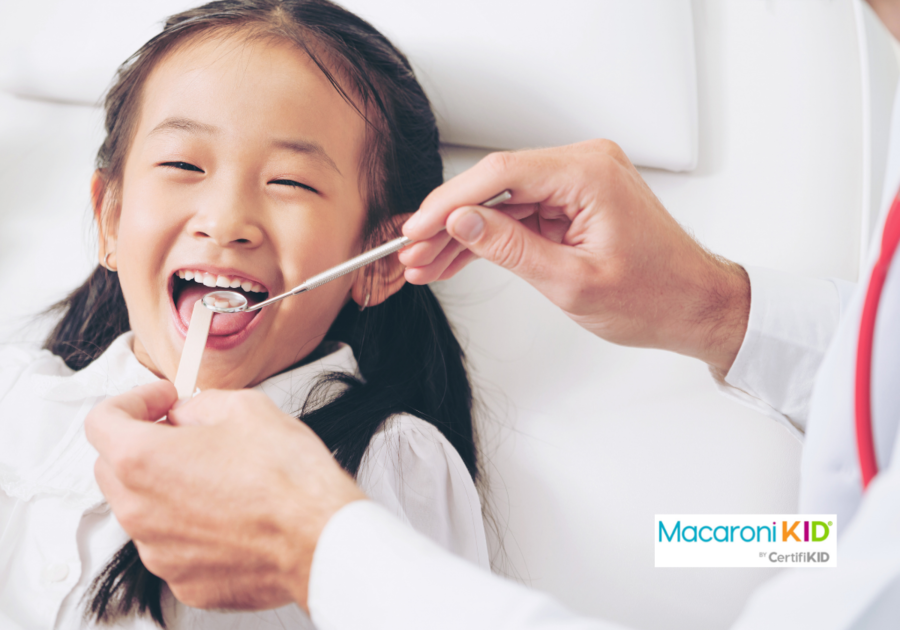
[0,333,488,629]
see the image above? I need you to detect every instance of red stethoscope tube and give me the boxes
[855,195,900,489]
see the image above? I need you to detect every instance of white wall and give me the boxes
[0,94,101,343]
[434,2,893,629]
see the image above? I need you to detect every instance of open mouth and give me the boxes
[170,269,270,344]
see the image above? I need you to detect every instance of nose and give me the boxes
[187,183,264,248]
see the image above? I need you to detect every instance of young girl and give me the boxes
[0,1,487,627]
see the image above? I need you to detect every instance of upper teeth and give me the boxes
[175,270,265,293]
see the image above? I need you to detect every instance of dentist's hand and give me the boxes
[85,380,366,612]
[400,139,750,375]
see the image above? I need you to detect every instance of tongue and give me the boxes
[177,284,257,336]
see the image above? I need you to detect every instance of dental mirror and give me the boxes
[202,190,512,314]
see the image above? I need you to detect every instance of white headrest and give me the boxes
[0,0,697,172]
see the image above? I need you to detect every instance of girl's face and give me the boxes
[105,31,374,389]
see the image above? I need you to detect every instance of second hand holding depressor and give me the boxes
[200,190,512,314]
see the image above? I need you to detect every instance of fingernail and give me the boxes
[172,397,189,409]
[453,210,484,243]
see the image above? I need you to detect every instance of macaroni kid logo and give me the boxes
[654,514,837,568]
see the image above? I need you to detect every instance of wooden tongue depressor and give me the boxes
[173,300,213,400]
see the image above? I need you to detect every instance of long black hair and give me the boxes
[42,1,476,625]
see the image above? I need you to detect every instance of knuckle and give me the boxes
[138,545,178,583]
[481,150,516,178]
[141,545,199,594]
[582,139,629,179]
[169,583,205,609]
[115,502,143,536]
[93,458,108,486]
[83,406,98,433]
[238,389,268,411]
[486,228,527,272]
[587,153,624,189]
[136,543,162,574]
[592,138,624,159]
[416,265,442,285]
[83,399,113,438]
[110,446,148,489]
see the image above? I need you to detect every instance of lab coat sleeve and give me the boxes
[354,413,490,568]
[308,500,630,630]
[715,266,853,438]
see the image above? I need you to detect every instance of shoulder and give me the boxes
[366,413,452,456]
[358,414,489,568]
[361,414,473,487]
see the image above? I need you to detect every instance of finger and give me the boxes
[404,239,469,284]
[167,389,274,428]
[402,203,545,283]
[438,249,479,281]
[396,231,454,268]
[401,204,539,272]
[85,381,177,455]
[538,215,571,244]
[399,155,523,241]
[113,380,179,422]
[445,205,574,289]
[94,457,156,541]
[403,150,565,241]
[404,140,632,243]
[94,456,130,509]
[166,390,225,427]
[493,203,542,222]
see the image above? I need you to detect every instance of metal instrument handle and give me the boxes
[245,190,512,312]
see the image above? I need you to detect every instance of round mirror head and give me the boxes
[201,290,248,313]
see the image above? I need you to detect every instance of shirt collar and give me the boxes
[252,341,358,416]
[7,335,358,509]
[32,333,157,403]
[33,333,359,417]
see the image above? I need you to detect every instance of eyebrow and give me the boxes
[149,116,219,136]
[274,139,342,177]
[149,116,342,177]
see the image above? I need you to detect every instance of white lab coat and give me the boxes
[0,334,488,629]
[305,100,900,630]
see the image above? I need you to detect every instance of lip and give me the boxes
[168,264,274,351]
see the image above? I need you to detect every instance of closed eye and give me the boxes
[270,179,319,194]
[160,161,204,173]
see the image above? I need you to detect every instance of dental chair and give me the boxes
[1,1,895,628]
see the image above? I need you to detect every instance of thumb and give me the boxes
[84,380,177,454]
[112,380,178,423]
[446,206,570,287]
[166,389,241,427]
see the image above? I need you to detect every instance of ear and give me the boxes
[350,213,411,308]
[92,170,119,267]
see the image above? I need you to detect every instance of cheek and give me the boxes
[257,213,363,365]
[117,179,182,268]
[277,205,366,279]
[263,276,352,371]
[115,191,180,316]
